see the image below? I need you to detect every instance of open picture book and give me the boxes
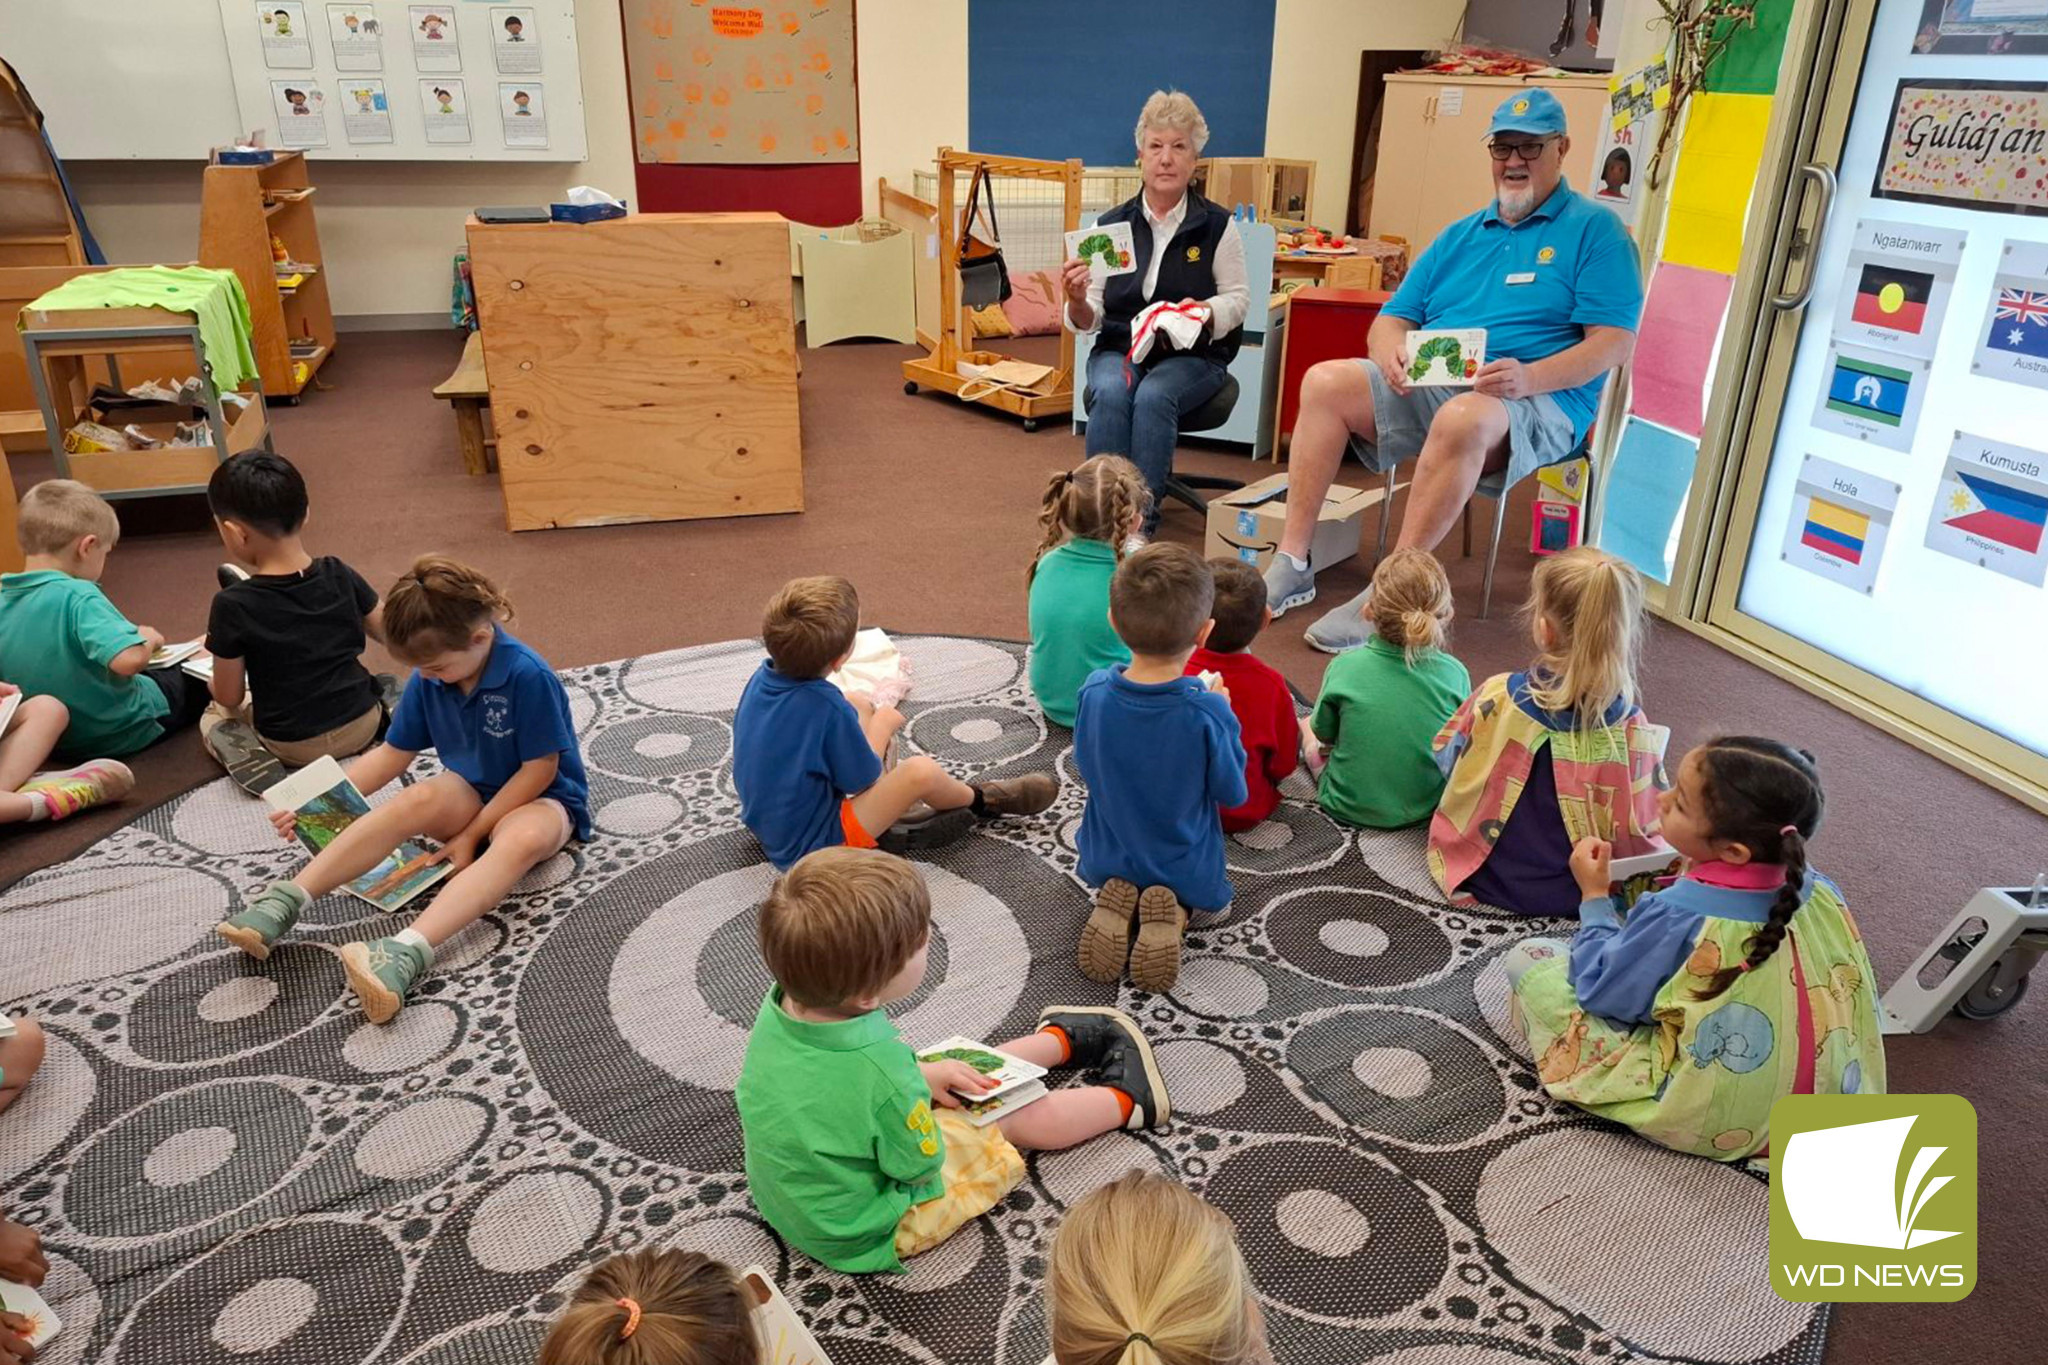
[1403,328,1487,387]
[916,1036,1047,1127]
[743,1267,832,1365]
[263,756,450,912]
[148,639,217,680]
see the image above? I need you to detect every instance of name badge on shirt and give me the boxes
[1505,271,1537,285]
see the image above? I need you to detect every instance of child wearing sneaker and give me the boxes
[0,683,133,825]
[201,453,392,792]
[216,556,589,1024]
[734,575,1057,870]
[736,847,1168,1273]
[1183,558,1297,833]
[1306,548,1469,828]
[1073,545,1246,992]
[0,480,206,759]
[1027,455,1151,726]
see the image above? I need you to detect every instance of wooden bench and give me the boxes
[431,331,495,476]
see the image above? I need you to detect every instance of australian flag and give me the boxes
[1987,287,2048,360]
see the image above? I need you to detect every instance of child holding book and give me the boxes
[1027,456,1151,726]
[216,556,589,1024]
[1073,545,1245,992]
[0,480,206,759]
[201,452,393,788]
[1047,1171,1271,1365]
[1506,737,1886,1160]
[1306,549,1468,828]
[540,1248,760,1365]
[733,575,1056,870]
[0,685,132,825]
[736,847,1168,1273]
[1430,547,1666,916]
[1182,557,1296,833]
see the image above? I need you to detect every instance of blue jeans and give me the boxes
[1084,348,1229,531]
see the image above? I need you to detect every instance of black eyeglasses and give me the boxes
[1487,138,1557,162]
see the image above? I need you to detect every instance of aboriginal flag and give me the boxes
[1851,263,1932,332]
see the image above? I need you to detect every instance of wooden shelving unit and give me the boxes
[199,152,335,401]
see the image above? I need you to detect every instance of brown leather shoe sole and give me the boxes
[1128,886,1187,994]
[1079,878,1138,983]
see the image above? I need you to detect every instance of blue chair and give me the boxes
[1083,374,1244,515]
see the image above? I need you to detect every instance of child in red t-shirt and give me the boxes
[1184,558,1298,832]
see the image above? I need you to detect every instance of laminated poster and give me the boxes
[327,3,384,72]
[499,82,547,148]
[419,78,472,144]
[1971,238,2048,392]
[1781,453,1900,595]
[1065,222,1135,276]
[258,1,314,68]
[1876,79,2048,217]
[409,5,461,72]
[342,79,394,144]
[1810,341,1928,452]
[1404,329,1486,387]
[1829,218,1966,360]
[1913,0,2048,56]
[492,6,541,74]
[1924,431,2048,587]
[270,80,329,148]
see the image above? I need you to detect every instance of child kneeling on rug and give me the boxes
[736,847,1168,1273]
[217,556,590,1024]
[540,1248,760,1365]
[734,575,1056,870]
[1505,737,1886,1161]
[1074,545,1245,992]
[1048,1171,1271,1365]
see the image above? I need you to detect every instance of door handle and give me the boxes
[1769,162,1837,312]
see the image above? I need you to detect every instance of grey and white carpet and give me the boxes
[0,635,1825,1365]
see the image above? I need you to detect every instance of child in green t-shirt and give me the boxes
[1026,456,1150,726]
[735,847,1170,1273]
[1306,549,1469,828]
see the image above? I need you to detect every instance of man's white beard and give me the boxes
[1497,183,1538,223]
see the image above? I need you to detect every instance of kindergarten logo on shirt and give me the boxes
[481,695,513,739]
[1769,1095,1975,1302]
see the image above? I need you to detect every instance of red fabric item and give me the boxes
[632,162,862,223]
[1789,931,1817,1097]
[1186,646,1299,833]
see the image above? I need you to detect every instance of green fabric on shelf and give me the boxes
[23,266,260,392]
[1700,0,1793,95]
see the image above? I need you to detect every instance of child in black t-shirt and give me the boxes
[201,453,393,793]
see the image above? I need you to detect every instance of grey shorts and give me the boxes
[1351,359,1581,488]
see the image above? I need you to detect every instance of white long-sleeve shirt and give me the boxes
[1065,192,1249,342]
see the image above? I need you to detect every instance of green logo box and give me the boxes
[1768,1094,1976,1303]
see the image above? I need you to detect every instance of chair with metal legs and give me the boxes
[1083,374,1245,515]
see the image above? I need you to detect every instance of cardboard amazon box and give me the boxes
[1203,472,1394,573]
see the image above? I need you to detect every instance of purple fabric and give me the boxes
[1459,744,1581,918]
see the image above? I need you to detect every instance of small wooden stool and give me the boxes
[432,331,495,476]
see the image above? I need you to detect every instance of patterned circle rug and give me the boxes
[0,635,1826,1365]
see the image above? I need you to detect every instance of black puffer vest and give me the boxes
[1095,191,1242,367]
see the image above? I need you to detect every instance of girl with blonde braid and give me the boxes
[1027,456,1153,726]
[1503,737,1886,1161]
[540,1249,759,1365]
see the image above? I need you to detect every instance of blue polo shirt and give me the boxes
[1386,181,1643,437]
[385,627,591,840]
[732,660,883,870]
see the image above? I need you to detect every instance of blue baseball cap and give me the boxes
[1488,88,1568,138]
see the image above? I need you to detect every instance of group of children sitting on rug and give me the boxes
[0,446,1886,1365]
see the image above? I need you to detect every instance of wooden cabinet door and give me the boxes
[1367,79,1441,246]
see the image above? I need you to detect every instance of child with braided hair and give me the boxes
[1027,456,1152,726]
[539,1248,759,1365]
[1502,737,1887,1161]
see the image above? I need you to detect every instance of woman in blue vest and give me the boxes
[1062,90,1250,533]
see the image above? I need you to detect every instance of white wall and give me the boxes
[67,0,636,325]
[856,0,968,217]
[1263,0,1465,227]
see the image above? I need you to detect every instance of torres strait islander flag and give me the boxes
[1824,355,1912,425]
[1852,264,1933,332]
[1944,469,2048,554]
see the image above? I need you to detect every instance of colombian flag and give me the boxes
[1944,469,2048,554]
[1801,496,1869,563]
[1851,264,1932,332]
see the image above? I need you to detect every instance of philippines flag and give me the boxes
[1944,468,2048,554]
[1852,264,1932,332]
[1986,288,2048,361]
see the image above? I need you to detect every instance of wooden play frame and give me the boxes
[899,148,1081,432]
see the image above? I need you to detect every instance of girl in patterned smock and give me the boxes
[1503,737,1887,1162]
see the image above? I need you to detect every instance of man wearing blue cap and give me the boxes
[1264,87,1643,652]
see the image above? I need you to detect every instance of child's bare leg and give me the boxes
[995,1032,1066,1068]
[994,1087,1127,1150]
[294,773,481,899]
[0,697,65,791]
[849,755,974,834]
[0,1020,47,1118]
[406,801,568,947]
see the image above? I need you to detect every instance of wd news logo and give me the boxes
[1769,1095,1976,1302]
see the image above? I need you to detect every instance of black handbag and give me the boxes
[956,165,1012,308]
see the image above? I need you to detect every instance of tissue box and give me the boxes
[551,201,628,224]
[1203,472,1387,574]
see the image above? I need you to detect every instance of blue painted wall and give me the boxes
[966,0,1276,164]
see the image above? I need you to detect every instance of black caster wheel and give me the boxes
[1955,964,2029,1020]
[1022,418,1040,433]
[903,381,918,395]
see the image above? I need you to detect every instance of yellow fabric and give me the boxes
[892,1110,1025,1259]
[968,303,1013,338]
[1660,93,1772,275]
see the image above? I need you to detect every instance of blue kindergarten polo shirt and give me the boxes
[1385,181,1644,437]
[386,627,591,839]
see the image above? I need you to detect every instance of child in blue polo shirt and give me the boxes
[217,556,589,1024]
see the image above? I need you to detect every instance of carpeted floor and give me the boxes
[1,331,2042,1360]
[0,634,1832,1365]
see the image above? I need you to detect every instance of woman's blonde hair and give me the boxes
[1134,90,1209,155]
[381,554,513,664]
[1369,548,1453,662]
[1523,546,1645,726]
[1028,456,1152,589]
[539,1249,758,1365]
[1048,1172,1265,1365]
